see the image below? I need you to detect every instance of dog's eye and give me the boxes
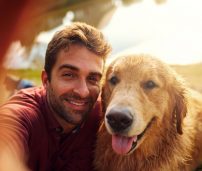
[108,76,119,86]
[144,80,157,89]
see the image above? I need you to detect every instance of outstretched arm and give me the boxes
[0,107,29,171]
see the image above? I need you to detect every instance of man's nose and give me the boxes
[73,79,90,98]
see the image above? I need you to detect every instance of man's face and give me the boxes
[42,44,104,125]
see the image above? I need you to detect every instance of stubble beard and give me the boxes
[47,88,95,125]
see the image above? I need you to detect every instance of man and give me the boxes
[0,22,111,171]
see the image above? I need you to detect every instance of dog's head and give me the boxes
[101,54,187,155]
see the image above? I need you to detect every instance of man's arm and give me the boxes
[0,107,29,171]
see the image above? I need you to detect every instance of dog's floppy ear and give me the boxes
[172,77,187,135]
[174,91,187,134]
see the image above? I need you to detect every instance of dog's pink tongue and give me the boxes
[112,135,137,155]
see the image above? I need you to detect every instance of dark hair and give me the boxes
[44,22,111,80]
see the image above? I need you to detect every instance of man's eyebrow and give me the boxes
[58,64,103,77]
[58,64,79,71]
[90,72,102,78]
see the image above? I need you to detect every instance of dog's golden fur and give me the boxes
[94,54,202,171]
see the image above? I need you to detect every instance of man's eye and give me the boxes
[88,76,100,84]
[62,73,74,78]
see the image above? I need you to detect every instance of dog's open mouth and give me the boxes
[111,117,155,155]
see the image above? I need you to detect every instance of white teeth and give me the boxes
[69,100,86,106]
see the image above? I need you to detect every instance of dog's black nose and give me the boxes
[106,108,133,132]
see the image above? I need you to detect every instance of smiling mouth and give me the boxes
[68,100,87,106]
[111,117,156,155]
[65,98,90,110]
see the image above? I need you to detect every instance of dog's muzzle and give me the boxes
[106,108,133,133]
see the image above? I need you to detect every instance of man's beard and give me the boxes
[47,88,95,125]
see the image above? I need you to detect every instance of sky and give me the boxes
[103,0,202,64]
[4,0,202,68]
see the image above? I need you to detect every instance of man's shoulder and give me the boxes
[0,87,47,133]
[11,86,45,104]
[0,86,45,117]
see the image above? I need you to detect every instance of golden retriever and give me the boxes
[94,54,202,171]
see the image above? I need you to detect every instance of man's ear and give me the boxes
[41,70,49,88]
